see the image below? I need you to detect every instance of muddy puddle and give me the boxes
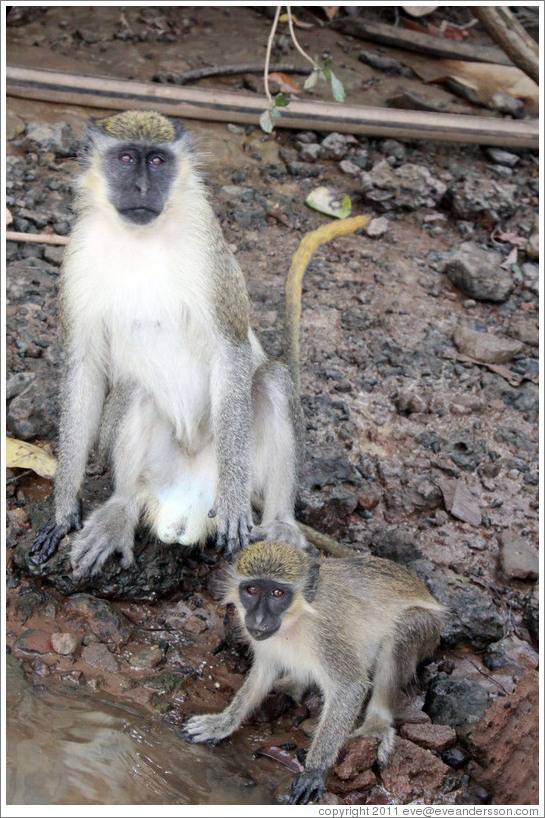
[5,655,273,806]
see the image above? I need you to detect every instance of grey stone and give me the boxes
[21,121,78,157]
[411,560,504,649]
[298,143,321,163]
[365,216,390,238]
[425,674,490,727]
[499,531,538,580]
[320,132,357,161]
[485,148,519,168]
[448,177,517,222]
[82,642,120,673]
[51,632,80,655]
[6,371,35,400]
[7,378,58,440]
[453,326,523,364]
[361,160,447,210]
[443,242,514,302]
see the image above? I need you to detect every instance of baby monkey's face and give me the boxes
[239,579,294,640]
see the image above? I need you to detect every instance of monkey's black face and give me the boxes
[104,144,178,225]
[239,579,294,641]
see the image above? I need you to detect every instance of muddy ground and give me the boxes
[5,5,540,807]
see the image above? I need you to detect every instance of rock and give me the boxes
[490,91,525,118]
[328,769,377,795]
[126,644,164,669]
[411,561,504,649]
[379,736,451,802]
[333,737,378,779]
[361,160,447,210]
[499,530,538,580]
[441,747,468,770]
[14,628,52,655]
[6,110,26,140]
[425,674,491,728]
[525,231,539,260]
[6,372,35,400]
[298,143,321,163]
[183,614,208,634]
[483,635,538,672]
[485,148,519,168]
[21,121,78,157]
[371,528,422,565]
[43,245,65,266]
[7,378,59,441]
[448,177,517,223]
[339,159,361,176]
[320,132,357,161]
[507,315,539,347]
[393,388,429,414]
[399,722,457,752]
[443,242,513,303]
[380,139,407,161]
[51,631,80,655]
[82,642,120,673]
[453,326,523,364]
[365,216,390,238]
[465,672,539,805]
[437,477,481,527]
[358,50,412,77]
[64,594,132,644]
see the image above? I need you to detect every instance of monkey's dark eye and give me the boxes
[149,154,165,166]
[120,153,135,164]
[271,588,284,598]
[247,585,259,596]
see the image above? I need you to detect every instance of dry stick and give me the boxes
[159,63,311,85]
[263,5,282,106]
[6,67,538,148]
[6,230,68,245]
[473,6,539,85]
[332,18,514,65]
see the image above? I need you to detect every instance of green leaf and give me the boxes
[305,186,352,219]
[329,70,346,103]
[323,56,333,68]
[304,70,319,90]
[259,106,282,134]
[274,92,291,108]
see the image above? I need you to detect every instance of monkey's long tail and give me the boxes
[283,215,371,395]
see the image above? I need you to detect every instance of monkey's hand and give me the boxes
[209,502,252,557]
[30,503,83,565]
[288,769,326,805]
[182,713,234,745]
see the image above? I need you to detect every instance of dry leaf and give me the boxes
[254,745,304,773]
[278,12,314,29]
[6,207,13,225]
[6,436,57,479]
[268,72,301,94]
[322,6,339,21]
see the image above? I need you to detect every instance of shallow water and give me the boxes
[5,656,273,805]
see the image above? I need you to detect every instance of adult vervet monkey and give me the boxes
[183,540,444,804]
[31,110,367,576]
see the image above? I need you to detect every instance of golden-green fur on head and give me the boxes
[94,110,178,143]
[236,540,310,583]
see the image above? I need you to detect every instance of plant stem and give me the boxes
[264,5,282,105]
[286,6,320,70]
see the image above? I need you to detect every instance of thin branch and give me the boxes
[264,5,282,106]
[155,62,310,86]
[286,6,320,70]
[6,230,68,245]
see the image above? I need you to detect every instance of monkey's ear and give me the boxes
[77,120,104,165]
[303,559,321,603]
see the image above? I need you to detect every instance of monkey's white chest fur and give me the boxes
[67,216,221,544]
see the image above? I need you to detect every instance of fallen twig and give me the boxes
[473,6,539,85]
[6,230,68,245]
[154,62,310,85]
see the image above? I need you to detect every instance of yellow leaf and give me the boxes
[6,207,13,225]
[6,436,57,479]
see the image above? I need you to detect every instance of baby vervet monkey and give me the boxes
[30,109,369,577]
[183,540,444,804]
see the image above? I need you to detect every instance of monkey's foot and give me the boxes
[30,505,82,565]
[182,714,233,745]
[250,520,310,551]
[287,769,325,805]
[70,501,135,578]
[352,714,395,764]
[211,508,252,556]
